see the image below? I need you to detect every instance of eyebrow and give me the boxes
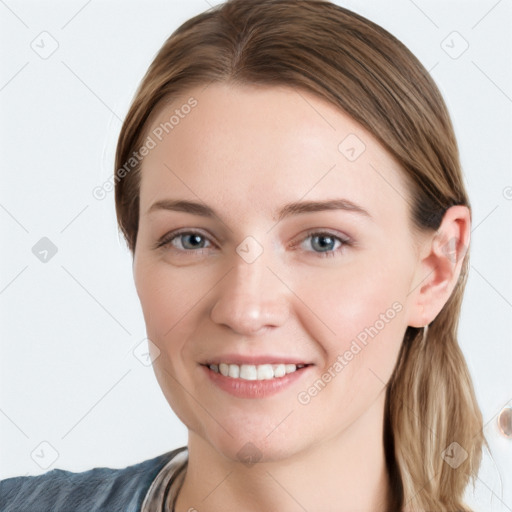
[147,198,372,223]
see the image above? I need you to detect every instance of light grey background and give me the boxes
[1,0,511,510]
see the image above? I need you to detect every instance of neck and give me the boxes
[175,391,392,512]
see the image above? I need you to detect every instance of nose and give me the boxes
[209,250,290,336]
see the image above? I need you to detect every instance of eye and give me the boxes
[294,230,352,258]
[155,230,214,253]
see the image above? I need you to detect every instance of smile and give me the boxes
[207,363,309,380]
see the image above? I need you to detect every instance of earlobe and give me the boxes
[407,205,471,328]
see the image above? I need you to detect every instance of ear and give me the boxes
[407,205,470,328]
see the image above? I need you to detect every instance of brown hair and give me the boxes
[114,1,485,510]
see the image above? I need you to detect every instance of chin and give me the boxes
[213,435,301,466]
[196,416,317,467]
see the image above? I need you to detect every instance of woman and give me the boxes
[0,0,485,510]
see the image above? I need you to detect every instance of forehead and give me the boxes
[139,83,412,225]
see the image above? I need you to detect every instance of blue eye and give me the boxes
[299,231,350,258]
[155,229,351,258]
[157,231,212,252]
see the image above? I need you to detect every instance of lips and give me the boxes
[201,360,313,398]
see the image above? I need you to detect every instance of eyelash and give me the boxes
[154,229,352,258]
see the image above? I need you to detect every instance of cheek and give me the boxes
[291,269,406,425]
[135,261,197,339]
[300,256,406,334]
[292,252,409,382]
[134,262,204,426]
[134,261,214,383]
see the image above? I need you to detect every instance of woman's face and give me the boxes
[133,83,425,462]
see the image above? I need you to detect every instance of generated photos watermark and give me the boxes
[297,301,403,405]
[92,97,198,201]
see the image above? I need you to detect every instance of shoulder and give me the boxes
[0,446,187,512]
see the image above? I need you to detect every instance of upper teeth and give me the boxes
[209,363,306,380]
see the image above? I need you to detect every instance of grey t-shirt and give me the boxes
[0,446,188,512]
